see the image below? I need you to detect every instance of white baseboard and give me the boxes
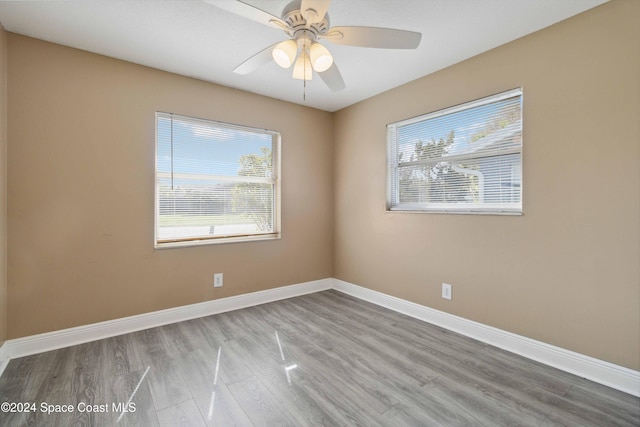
[0,341,10,378]
[0,278,332,377]
[332,278,640,397]
[1,276,638,398]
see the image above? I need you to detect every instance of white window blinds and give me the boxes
[155,112,280,247]
[387,88,523,214]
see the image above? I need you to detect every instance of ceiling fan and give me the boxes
[204,0,422,91]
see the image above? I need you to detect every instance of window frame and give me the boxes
[386,88,523,215]
[154,112,281,249]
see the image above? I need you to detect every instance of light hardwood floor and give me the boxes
[0,290,638,426]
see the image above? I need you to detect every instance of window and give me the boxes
[387,88,522,214]
[155,112,280,248]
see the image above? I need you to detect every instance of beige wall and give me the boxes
[0,23,7,345]
[7,34,334,338]
[334,0,640,370]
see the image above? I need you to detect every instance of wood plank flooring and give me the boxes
[0,290,638,426]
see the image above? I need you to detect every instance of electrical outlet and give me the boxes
[214,273,223,288]
[442,283,452,300]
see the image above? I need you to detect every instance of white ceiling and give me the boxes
[0,0,607,112]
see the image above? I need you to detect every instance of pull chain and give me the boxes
[303,45,308,101]
[170,114,174,190]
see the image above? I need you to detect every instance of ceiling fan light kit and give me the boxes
[309,42,333,72]
[292,48,313,80]
[205,0,422,92]
[272,39,297,68]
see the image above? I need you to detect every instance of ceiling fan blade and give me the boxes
[300,0,331,24]
[323,26,421,49]
[318,62,345,92]
[204,0,289,31]
[233,42,280,75]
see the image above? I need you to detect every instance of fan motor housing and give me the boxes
[282,1,329,38]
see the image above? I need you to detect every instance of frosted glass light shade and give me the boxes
[292,52,313,80]
[272,40,297,68]
[310,42,333,72]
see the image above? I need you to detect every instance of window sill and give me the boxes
[387,207,522,216]
[155,232,281,249]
